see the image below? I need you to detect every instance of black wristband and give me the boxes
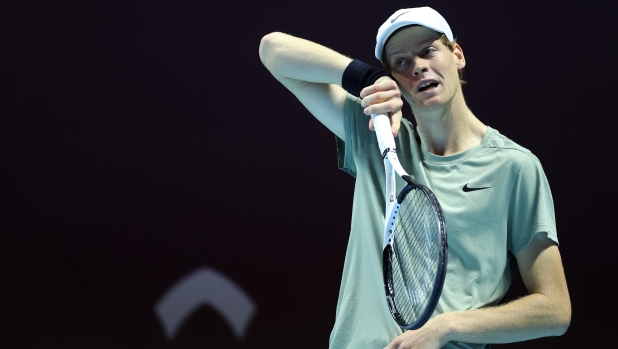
[341,59,395,97]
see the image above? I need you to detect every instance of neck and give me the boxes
[411,91,487,156]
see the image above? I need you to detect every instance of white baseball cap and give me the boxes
[375,7,454,60]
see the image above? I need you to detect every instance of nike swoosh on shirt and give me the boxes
[391,11,412,23]
[462,184,491,192]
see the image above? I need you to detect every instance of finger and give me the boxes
[360,79,398,99]
[363,98,403,116]
[360,89,401,108]
[390,110,402,138]
[368,110,402,136]
[360,79,398,98]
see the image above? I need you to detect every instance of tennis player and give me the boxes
[259,7,570,349]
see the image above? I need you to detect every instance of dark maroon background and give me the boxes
[2,0,615,348]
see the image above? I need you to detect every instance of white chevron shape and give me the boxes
[154,267,257,340]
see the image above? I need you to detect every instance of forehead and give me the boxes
[384,26,442,57]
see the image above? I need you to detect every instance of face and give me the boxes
[384,26,465,112]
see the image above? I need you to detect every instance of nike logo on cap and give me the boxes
[391,10,412,23]
[462,184,491,192]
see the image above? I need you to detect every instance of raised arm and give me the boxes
[259,32,352,139]
[259,32,403,140]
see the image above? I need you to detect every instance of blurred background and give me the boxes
[2,0,615,348]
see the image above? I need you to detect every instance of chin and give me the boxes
[415,97,447,111]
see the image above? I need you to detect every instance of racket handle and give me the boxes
[371,113,396,154]
[372,113,410,178]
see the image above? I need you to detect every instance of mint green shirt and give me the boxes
[330,94,558,349]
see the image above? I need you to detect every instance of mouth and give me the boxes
[417,80,439,93]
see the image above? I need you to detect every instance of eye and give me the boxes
[422,48,436,56]
[394,58,408,68]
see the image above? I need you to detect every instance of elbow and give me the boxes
[556,306,571,336]
[259,32,283,68]
[550,300,571,336]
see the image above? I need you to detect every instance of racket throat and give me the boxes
[402,175,417,186]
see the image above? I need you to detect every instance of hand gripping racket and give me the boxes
[371,113,448,330]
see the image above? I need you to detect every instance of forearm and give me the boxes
[435,293,571,345]
[259,32,352,85]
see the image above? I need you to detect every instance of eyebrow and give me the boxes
[386,37,439,56]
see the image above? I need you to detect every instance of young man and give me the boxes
[259,7,571,349]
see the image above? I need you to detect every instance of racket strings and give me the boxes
[389,188,441,325]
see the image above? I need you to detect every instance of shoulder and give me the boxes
[483,128,543,173]
[484,129,534,158]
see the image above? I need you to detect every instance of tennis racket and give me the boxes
[371,113,448,330]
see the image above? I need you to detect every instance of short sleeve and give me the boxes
[335,93,377,178]
[335,94,423,187]
[508,155,558,255]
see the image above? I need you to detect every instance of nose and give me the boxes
[413,60,428,76]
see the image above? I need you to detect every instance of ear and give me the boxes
[453,43,466,69]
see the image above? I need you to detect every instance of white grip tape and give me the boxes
[371,114,409,178]
[371,113,396,155]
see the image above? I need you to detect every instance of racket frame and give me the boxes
[371,113,448,330]
[383,176,448,329]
